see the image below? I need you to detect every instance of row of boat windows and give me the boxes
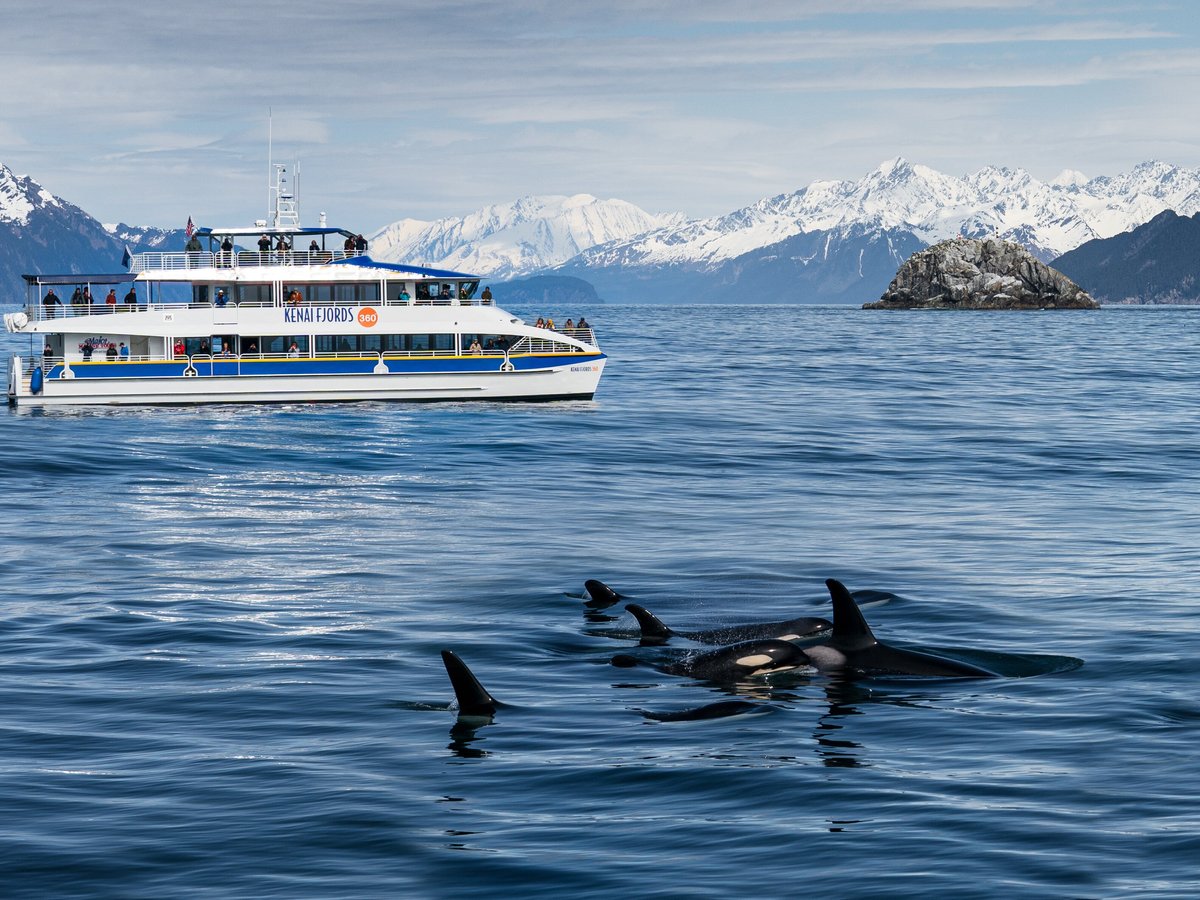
[192,280,480,305]
[174,334,521,356]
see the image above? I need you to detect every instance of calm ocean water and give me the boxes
[2,304,1200,898]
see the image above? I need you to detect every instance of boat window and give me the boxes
[462,334,512,353]
[237,284,272,305]
[459,280,479,300]
[386,281,411,303]
[360,334,383,354]
[333,283,380,305]
[261,335,309,354]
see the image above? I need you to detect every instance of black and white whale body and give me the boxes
[612,638,813,681]
[441,650,501,718]
[806,580,999,678]
[625,603,832,646]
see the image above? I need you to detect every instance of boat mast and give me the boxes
[265,111,301,229]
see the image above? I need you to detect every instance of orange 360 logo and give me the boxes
[357,307,379,328]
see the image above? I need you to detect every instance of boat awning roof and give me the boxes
[333,256,480,280]
[196,226,356,239]
[22,273,138,285]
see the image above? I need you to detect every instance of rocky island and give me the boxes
[864,237,1098,310]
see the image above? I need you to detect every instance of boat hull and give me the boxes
[9,357,605,407]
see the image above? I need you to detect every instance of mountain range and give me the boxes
[1053,210,1200,304]
[6,157,1200,305]
[366,158,1200,304]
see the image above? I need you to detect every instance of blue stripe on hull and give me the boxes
[48,354,606,380]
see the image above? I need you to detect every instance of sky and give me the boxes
[3,0,1199,231]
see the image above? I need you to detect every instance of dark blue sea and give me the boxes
[3,304,1200,898]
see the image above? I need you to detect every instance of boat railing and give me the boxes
[25,295,500,322]
[129,249,368,272]
[509,335,594,354]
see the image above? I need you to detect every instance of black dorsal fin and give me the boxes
[625,603,675,643]
[441,650,498,717]
[584,579,623,608]
[826,579,877,647]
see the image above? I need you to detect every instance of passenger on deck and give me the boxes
[105,289,117,305]
[81,343,93,361]
[545,317,555,330]
[535,317,545,328]
[308,239,320,257]
[220,342,233,358]
[288,289,303,306]
[344,235,355,252]
[124,287,138,308]
[199,339,210,356]
[564,318,574,330]
[245,341,258,354]
[44,342,53,357]
[258,234,272,253]
[468,338,482,354]
[106,345,118,361]
[275,236,290,253]
[118,342,129,360]
[288,342,300,357]
[185,234,202,253]
[439,285,452,302]
[43,289,62,317]
[398,288,410,304]
[577,316,589,329]
[215,289,228,308]
[355,234,368,253]
[221,236,234,265]
[481,286,493,302]
[71,288,84,306]
[82,288,94,305]
[173,339,185,356]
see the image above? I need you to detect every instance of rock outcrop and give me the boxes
[864,237,1098,309]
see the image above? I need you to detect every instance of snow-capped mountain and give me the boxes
[104,223,187,251]
[568,158,1200,273]
[368,194,685,278]
[1054,209,1200,304]
[551,158,1200,303]
[0,162,129,297]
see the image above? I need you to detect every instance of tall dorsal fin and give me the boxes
[625,603,675,643]
[826,579,877,647]
[441,650,498,717]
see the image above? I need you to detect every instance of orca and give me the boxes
[612,638,813,681]
[625,603,831,646]
[803,579,999,678]
[583,579,625,609]
[640,700,770,722]
[441,650,500,718]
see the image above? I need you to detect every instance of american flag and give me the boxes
[185,216,194,238]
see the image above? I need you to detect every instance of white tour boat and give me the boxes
[5,172,605,407]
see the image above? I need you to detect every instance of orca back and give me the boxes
[625,603,675,644]
[583,579,623,609]
[441,650,499,716]
[826,578,878,649]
